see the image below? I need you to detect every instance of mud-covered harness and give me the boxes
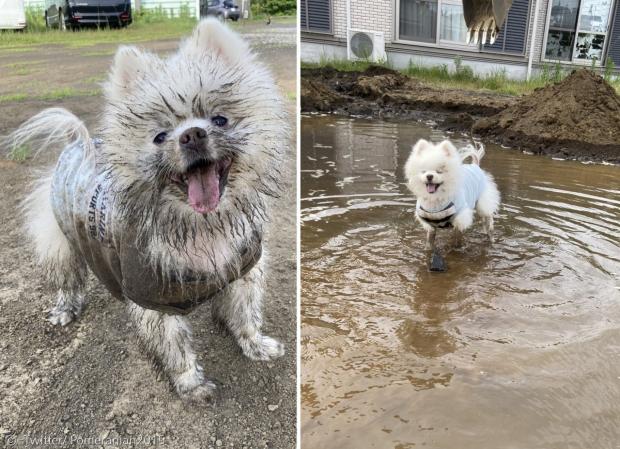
[51,140,263,315]
[417,202,456,228]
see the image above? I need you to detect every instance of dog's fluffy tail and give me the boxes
[460,142,485,165]
[5,109,90,290]
[3,108,91,158]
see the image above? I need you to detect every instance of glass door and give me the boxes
[573,0,612,62]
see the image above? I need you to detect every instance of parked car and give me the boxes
[201,0,240,21]
[0,0,27,30]
[44,0,132,30]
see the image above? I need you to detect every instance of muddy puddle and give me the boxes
[301,115,620,449]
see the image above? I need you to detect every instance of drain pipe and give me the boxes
[526,0,541,81]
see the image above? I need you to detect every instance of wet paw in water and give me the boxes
[429,250,447,272]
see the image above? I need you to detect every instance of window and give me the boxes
[543,0,613,63]
[397,0,478,48]
[440,1,468,43]
[399,0,438,43]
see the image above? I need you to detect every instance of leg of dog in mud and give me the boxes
[24,174,88,326]
[126,302,216,402]
[426,228,437,251]
[416,215,437,251]
[451,208,474,248]
[211,260,285,361]
[476,178,501,243]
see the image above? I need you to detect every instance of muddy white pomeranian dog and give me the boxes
[6,19,288,402]
[404,139,500,250]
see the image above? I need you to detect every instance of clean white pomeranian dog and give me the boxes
[404,139,500,250]
[6,19,289,402]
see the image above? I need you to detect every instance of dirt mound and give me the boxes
[474,70,620,161]
[301,78,348,112]
[301,66,513,118]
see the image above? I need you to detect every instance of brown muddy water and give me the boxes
[300,115,620,449]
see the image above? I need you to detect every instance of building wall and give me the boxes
[529,0,550,64]
[332,0,394,43]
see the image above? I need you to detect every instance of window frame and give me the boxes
[394,0,480,51]
[541,0,614,65]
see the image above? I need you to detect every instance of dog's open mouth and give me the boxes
[170,157,232,214]
[426,182,442,194]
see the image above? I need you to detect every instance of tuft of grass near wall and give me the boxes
[303,57,620,96]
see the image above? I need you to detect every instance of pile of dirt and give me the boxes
[474,69,620,162]
[301,66,514,117]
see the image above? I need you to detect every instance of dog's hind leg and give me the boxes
[126,301,216,402]
[211,259,285,361]
[482,215,495,242]
[23,172,87,326]
[476,177,500,242]
[451,208,474,248]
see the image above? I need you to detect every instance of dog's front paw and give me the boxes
[177,380,217,403]
[241,335,285,361]
[175,369,217,403]
[47,308,77,326]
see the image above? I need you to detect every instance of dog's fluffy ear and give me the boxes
[412,139,432,155]
[437,140,457,157]
[182,18,250,65]
[106,46,156,100]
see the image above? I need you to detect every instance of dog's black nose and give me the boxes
[426,174,434,182]
[179,127,207,151]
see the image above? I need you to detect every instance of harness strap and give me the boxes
[417,202,456,229]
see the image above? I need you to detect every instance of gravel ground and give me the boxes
[0,20,297,449]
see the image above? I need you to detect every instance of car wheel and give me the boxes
[58,9,67,31]
[231,17,238,21]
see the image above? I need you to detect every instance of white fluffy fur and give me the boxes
[8,19,287,402]
[23,172,70,267]
[404,139,500,249]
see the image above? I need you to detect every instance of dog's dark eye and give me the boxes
[211,115,228,127]
[153,132,168,144]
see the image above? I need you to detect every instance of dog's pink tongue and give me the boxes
[426,183,437,194]
[187,164,220,214]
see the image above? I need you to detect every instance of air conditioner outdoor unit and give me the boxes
[347,29,387,63]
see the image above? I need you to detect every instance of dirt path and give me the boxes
[301,66,620,163]
[0,22,296,449]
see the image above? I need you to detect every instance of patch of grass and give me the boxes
[0,6,286,49]
[83,75,107,83]
[303,57,620,95]
[0,88,101,103]
[8,144,31,162]
[0,46,36,54]
[0,7,197,48]
[12,67,39,76]
[82,49,117,57]
[38,87,101,100]
[25,7,46,32]
[4,60,45,69]
[0,93,28,103]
